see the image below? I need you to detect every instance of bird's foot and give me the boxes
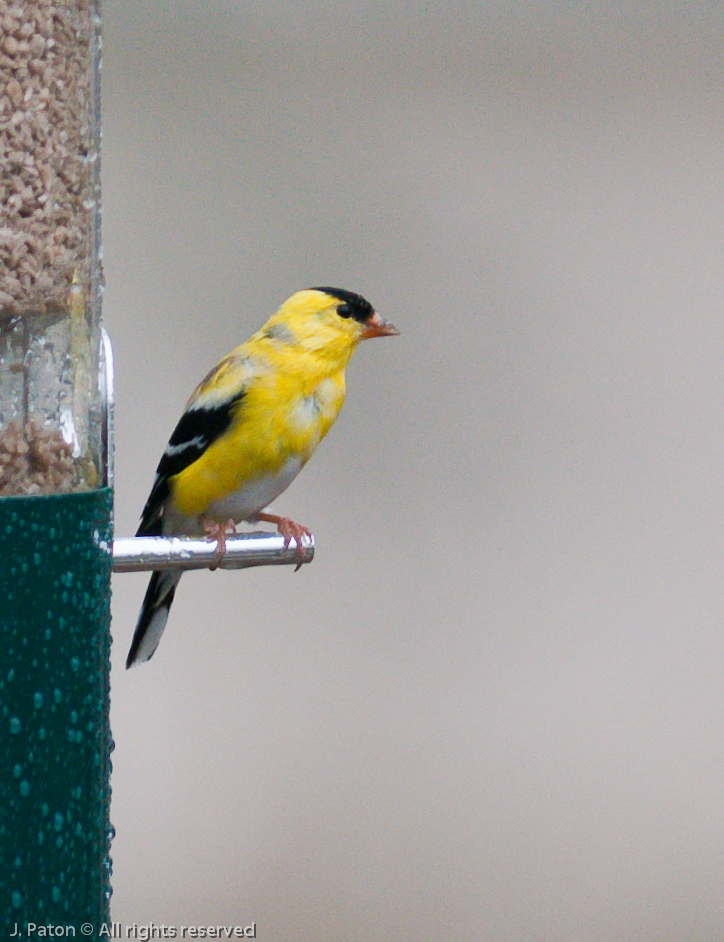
[251,511,312,571]
[202,517,237,570]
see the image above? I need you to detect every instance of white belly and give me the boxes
[205,455,304,522]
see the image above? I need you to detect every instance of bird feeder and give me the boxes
[0,0,112,934]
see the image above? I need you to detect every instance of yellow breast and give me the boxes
[171,365,347,520]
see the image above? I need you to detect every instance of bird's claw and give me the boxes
[202,517,237,570]
[247,511,311,571]
[277,517,312,571]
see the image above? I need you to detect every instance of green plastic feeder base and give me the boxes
[0,488,113,935]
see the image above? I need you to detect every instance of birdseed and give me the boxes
[0,0,101,495]
[0,419,87,496]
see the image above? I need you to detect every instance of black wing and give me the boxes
[137,388,247,536]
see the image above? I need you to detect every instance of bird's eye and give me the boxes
[337,303,352,318]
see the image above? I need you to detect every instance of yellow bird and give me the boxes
[126,287,398,667]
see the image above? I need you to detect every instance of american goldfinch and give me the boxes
[126,287,398,668]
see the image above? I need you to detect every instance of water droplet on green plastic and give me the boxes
[38,726,46,740]
[54,688,62,704]
[33,692,43,708]
[70,657,80,672]
[52,885,61,903]
[13,855,21,868]
[13,764,21,778]
[7,668,14,682]
[33,552,41,565]
[41,802,49,816]
[9,716,21,734]
[53,812,63,831]
[19,780,30,797]
[11,890,22,908]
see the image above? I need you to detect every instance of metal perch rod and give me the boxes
[112,531,315,573]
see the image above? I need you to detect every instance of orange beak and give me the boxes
[361,310,400,339]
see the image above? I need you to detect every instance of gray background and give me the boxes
[105,2,724,938]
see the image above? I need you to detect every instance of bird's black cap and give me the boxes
[311,287,375,324]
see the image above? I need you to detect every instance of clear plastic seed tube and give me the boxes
[0,0,102,496]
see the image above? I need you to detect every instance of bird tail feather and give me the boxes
[126,570,182,668]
